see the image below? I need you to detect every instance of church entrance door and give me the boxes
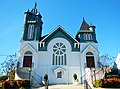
[23,56,32,68]
[86,56,95,68]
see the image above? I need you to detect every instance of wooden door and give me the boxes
[23,56,32,68]
[86,56,95,68]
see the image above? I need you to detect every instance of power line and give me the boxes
[0,55,10,56]
[0,53,17,57]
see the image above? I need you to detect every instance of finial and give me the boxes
[35,2,37,8]
[83,17,85,22]
[27,9,30,12]
[90,22,96,28]
[90,22,93,26]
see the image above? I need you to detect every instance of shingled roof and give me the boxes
[80,18,89,30]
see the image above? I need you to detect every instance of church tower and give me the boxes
[75,18,97,43]
[21,3,43,41]
[75,18,99,69]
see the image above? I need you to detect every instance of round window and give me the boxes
[53,43,66,55]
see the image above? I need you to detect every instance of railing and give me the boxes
[80,67,105,89]
[98,62,104,68]
[84,80,92,89]
[94,68,104,79]
[30,70,43,85]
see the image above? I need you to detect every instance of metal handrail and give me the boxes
[31,70,43,85]
[98,62,104,67]
[81,68,105,89]
[80,69,90,78]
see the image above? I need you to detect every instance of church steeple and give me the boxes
[75,18,97,43]
[80,17,89,30]
[21,3,43,41]
[31,2,38,14]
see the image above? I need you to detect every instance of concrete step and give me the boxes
[15,67,30,80]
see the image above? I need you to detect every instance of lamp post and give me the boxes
[93,68,96,82]
[29,68,31,88]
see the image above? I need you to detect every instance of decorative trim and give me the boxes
[39,42,45,47]
[39,25,80,43]
[52,67,66,72]
[27,21,36,23]
[19,43,37,53]
[74,43,80,48]
[81,45,98,53]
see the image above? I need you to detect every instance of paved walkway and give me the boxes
[32,84,84,89]
[32,84,119,89]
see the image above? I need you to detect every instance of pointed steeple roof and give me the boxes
[31,2,38,14]
[80,18,89,30]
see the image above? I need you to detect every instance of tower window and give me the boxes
[52,42,67,65]
[84,33,92,40]
[27,24,34,39]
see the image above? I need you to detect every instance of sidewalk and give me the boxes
[32,84,84,89]
[32,84,119,89]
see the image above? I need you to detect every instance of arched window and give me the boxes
[86,52,94,55]
[89,34,92,40]
[27,24,34,39]
[84,33,92,40]
[52,42,66,65]
[24,51,32,56]
[23,51,32,68]
[86,51,95,68]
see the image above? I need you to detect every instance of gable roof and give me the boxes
[81,44,99,53]
[19,43,37,53]
[40,25,79,43]
[52,67,66,72]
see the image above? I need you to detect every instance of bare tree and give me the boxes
[99,54,115,67]
[0,53,17,76]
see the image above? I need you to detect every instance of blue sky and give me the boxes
[0,0,120,63]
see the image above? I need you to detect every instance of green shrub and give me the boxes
[44,74,48,81]
[94,78,120,88]
[0,75,8,81]
[73,74,77,80]
[9,70,15,79]
[94,80,102,87]
[2,80,10,89]
[1,80,30,89]
[111,68,118,75]
[9,80,17,89]
[106,75,119,78]
[23,80,30,88]
[16,80,24,88]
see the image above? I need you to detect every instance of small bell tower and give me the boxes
[21,3,43,41]
[75,18,97,43]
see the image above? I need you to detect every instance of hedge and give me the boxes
[94,78,120,88]
[2,80,30,89]
[0,75,8,81]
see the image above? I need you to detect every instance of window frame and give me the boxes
[57,71,62,78]
[27,24,34,39]
[52,42,67,65]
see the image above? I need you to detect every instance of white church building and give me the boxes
[16,3,100,85]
